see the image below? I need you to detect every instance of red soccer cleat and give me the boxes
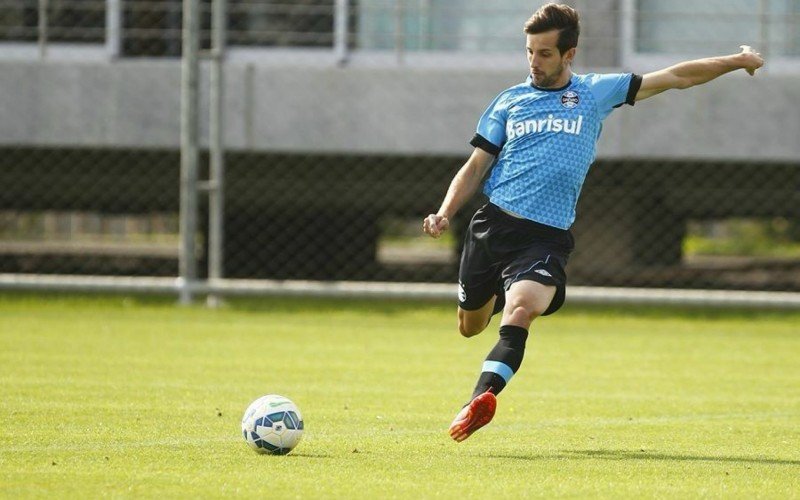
[448,390,497,442]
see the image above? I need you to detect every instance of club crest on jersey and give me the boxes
[561,90,580,108]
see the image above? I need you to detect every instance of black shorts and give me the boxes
[458,203,574,316]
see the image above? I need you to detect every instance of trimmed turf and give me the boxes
[1,293,798,498]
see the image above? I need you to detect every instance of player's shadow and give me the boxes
[486,449,800,467]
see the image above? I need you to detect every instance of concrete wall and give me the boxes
[1,59,798,161]
[568,0,620,68]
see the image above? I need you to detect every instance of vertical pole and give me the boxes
[418,0,430,50]
[180,0,200,304]
[334,0,349,65]
[106,0,121,59]
[620,0,639,68]
[759,0,770,60]
[394,0,405,64]
[207,0,226,307]
[38,0,48,59]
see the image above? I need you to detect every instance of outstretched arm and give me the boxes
[635,45,764,102]
[422,148,495,238]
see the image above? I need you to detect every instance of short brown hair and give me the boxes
[523,3,580,54]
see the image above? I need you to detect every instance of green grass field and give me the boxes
[1,293,799,498]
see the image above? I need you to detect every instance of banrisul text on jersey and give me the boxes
[506,114,584,139]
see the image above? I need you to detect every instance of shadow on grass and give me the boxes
[486,449,800,467]
[273,452,334,459]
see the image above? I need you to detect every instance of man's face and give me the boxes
[526,30,575,88]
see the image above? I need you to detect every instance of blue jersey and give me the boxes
[471,72,640,229]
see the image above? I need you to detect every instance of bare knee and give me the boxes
[504,305,543,329]
[458,318,486,337]
[457,297,497,337]
[458,311,487,337]
[501,281,555,329]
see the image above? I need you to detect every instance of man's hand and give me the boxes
[739,45,764,75]
[423,214,449,239]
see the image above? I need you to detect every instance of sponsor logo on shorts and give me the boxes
[534,269,552,277]
[458,282,467,303]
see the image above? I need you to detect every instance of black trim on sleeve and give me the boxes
[613,73,643,108]
[626,73,643,105]
[470,133,502,156]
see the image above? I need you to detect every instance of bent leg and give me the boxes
[457,296,496,337]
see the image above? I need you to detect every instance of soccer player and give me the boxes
[422,3,764,442]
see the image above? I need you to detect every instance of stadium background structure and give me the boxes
[1,0,799,307]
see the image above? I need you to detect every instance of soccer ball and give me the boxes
[241,394,304,455]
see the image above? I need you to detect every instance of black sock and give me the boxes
[470,325,529,400]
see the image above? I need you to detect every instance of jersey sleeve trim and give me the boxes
[470,133,502,156]
[613,73,643,108]
[626,74,643,105]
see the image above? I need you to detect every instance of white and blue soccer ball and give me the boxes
[241,394,304,455]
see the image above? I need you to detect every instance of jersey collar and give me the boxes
[527,73,574,92]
